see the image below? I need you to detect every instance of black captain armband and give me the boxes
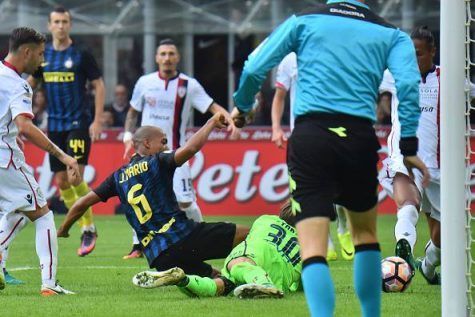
[399,137,418,156]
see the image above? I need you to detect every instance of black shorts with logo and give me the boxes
[48,129,91,172]
[287,113,380,222]
[151,222,237,277]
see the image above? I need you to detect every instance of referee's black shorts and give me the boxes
[287,112,380,222]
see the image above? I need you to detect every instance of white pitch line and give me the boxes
[9,265,145,272]
[9,265,351,272]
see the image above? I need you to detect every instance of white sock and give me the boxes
[395,205,419,251]
[422,240,441,278]
[81,224,96,233]
[132,230,140,245]
[34,211,57,287]
[328,234,335,250]
[335,205,348,235]
[181,201,203,222]
[1,247,8,271]
[0,212,27,253]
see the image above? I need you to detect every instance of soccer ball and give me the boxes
[381,256,414,292]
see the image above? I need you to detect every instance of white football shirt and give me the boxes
[130,72,213,149]
[380,67,475,168]
[0,61,34,169]
[275,52,297,130]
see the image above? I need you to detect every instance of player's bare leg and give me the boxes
[56,165,97,257]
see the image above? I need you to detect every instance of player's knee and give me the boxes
[55,173,70,189]
[397,205,419,226]
[226,257,255,273]
[232,225,249,247]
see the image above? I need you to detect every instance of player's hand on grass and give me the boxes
[89,120,103,142]
[271,125,287,148]
[57,226,70,238]
[123,140,134,161]
[403,155,430,187]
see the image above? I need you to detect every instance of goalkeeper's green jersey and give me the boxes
[223,215,302,292]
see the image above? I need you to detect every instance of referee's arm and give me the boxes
[233,15,298,113]
[387,30,421,141]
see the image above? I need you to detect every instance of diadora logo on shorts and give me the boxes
[25,194,33,205]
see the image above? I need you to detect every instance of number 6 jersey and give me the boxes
[93,152,197,266]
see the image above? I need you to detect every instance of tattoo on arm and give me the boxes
[125,109,139,133]
[45,142,63,158]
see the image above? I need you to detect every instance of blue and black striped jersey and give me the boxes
[34,43,102,132]
[93,152,197,266]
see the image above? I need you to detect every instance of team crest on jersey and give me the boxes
[64,58,74,69]
[145,97,157,107]
[177,86,187,98]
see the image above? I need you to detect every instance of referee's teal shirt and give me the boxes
[233,0,420,138]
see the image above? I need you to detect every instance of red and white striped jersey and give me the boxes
[275,52,297,130]
[0,61,34,169]
[380,66,475,168]
[130,72,213,149]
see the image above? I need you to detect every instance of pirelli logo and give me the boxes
[43,72,75,83]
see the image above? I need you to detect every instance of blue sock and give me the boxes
[354,243,381,317]
[302,257,335,317]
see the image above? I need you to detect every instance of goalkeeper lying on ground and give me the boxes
[132,200,301,299]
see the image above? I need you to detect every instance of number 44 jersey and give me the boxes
[223,215,302,293]
[93,151,197,266]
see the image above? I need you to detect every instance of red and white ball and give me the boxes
[381,256,414,292]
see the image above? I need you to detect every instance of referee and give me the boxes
[28,6,105,257]
[233,1,429,316]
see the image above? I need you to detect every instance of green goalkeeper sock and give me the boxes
[229,261,274,286]
[177,275,217,298]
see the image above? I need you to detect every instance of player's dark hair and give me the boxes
[158,38,177,48]
[9,27,46,53]
[411,26,435,49]
[49,5,72,21]
[279,199,296,227]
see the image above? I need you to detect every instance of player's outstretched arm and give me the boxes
[58,192,102,237]
[271,87,288,148]
[89,78,105,142]
[14,114,79,177]
[123,107,140,160]
[174,113,228,166]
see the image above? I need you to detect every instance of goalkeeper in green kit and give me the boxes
[132,200,301,299]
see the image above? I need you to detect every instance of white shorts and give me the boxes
[378,156,423,197]
[0,164,47,213]
[379,157,440,221]
[173,161,196,203]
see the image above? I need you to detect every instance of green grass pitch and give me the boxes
[0,214,440,317]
